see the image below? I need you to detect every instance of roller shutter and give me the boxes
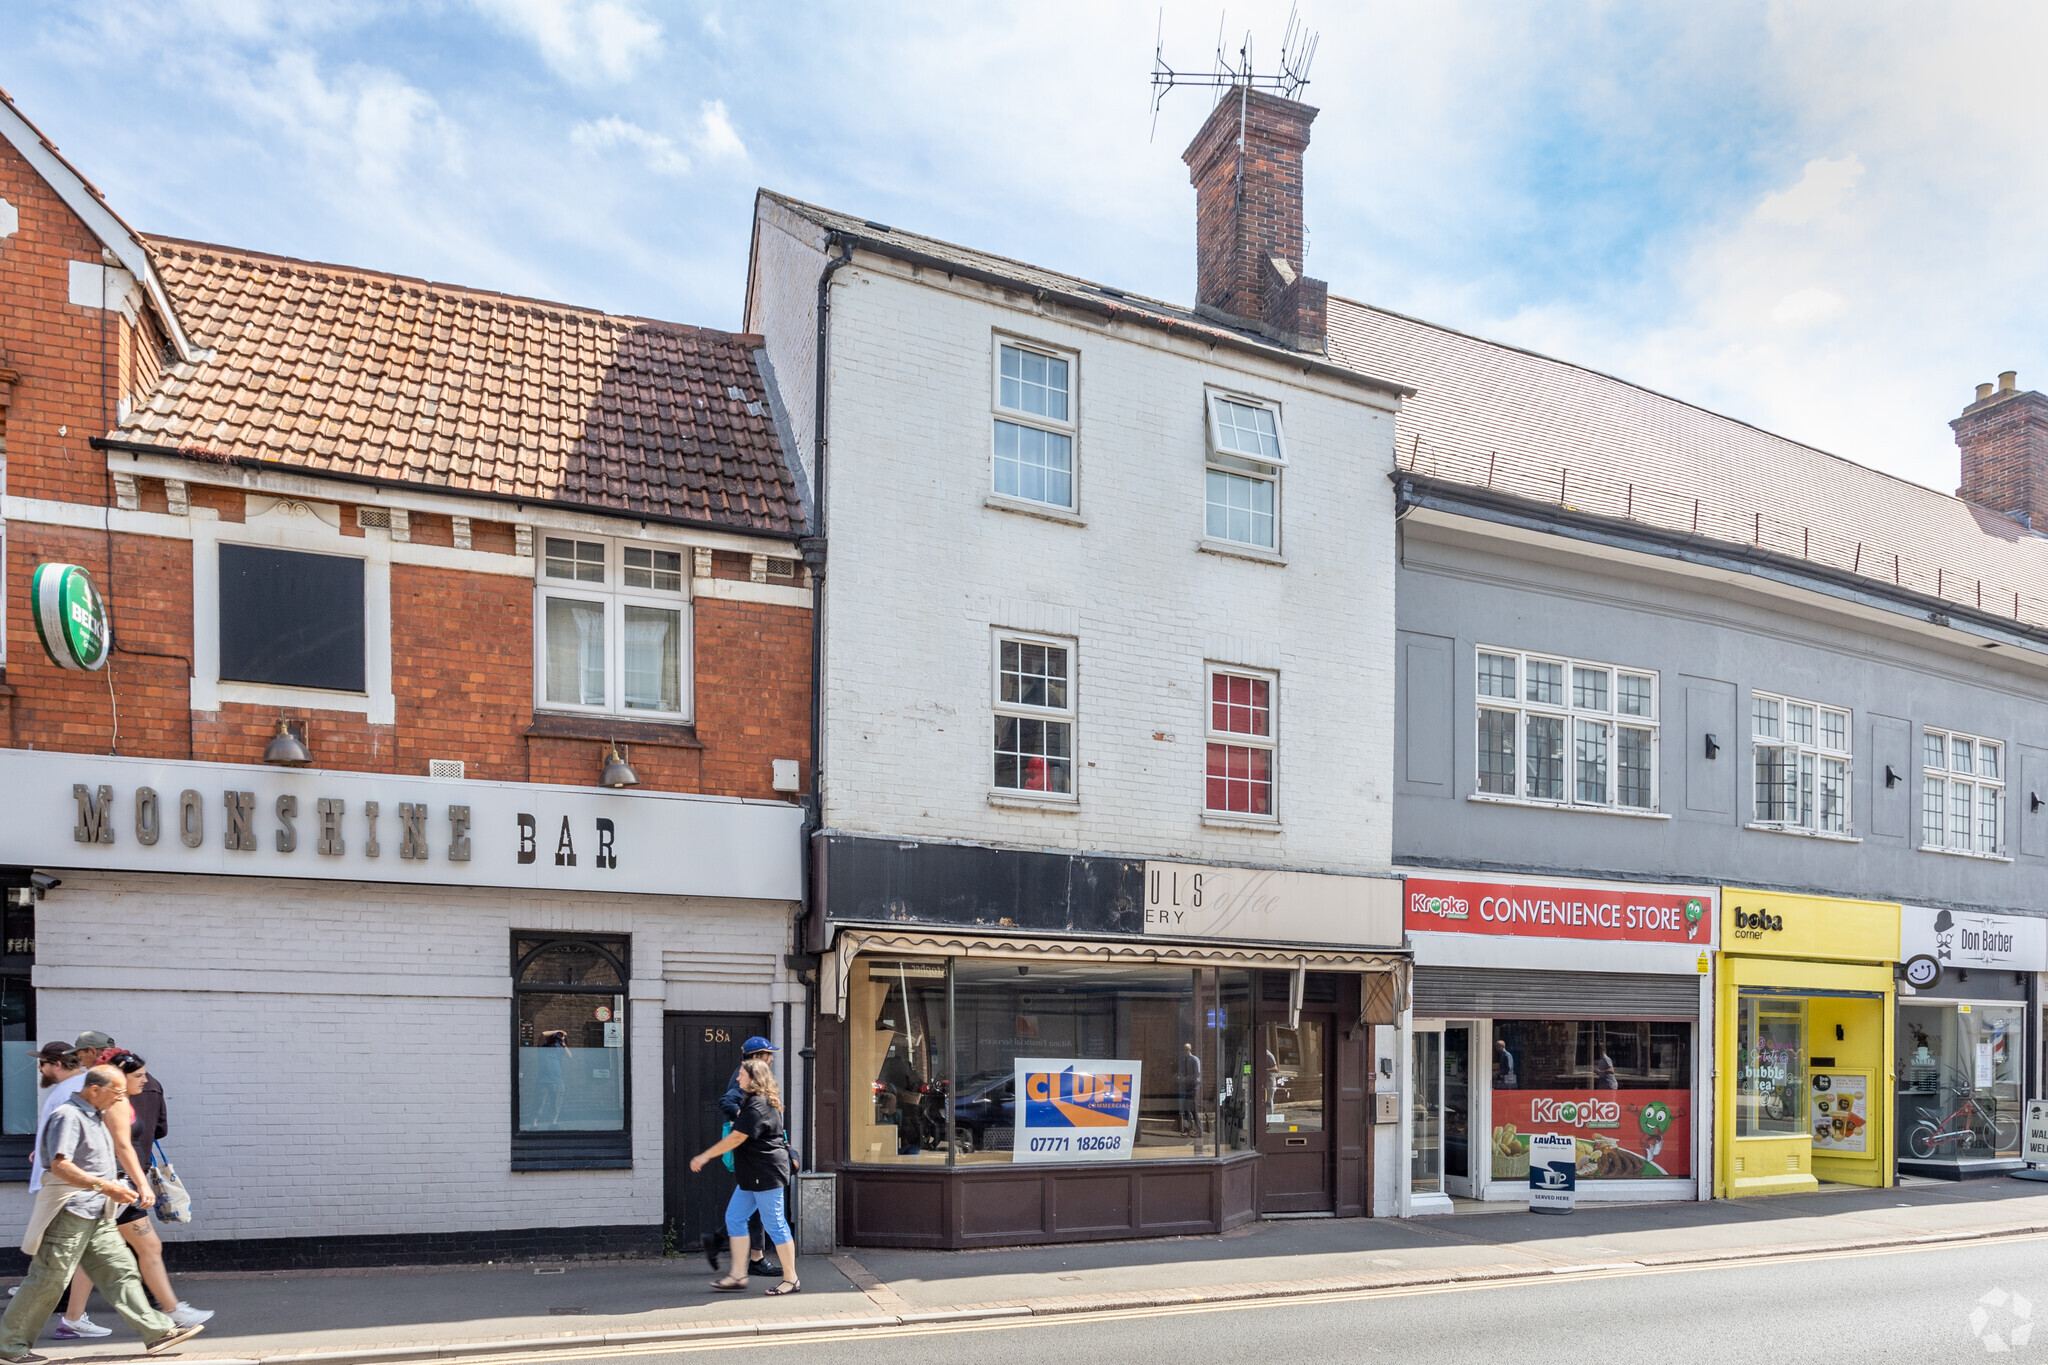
[1412,966,1699,1019]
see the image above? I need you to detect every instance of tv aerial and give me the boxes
[1150,6,1319,141]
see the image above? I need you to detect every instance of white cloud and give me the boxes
[472,0,662,84]
[1754,155,1864,226]
[219,51,465,189]
[571,115,691,175]
[695,100,744,161]
[1768,286,1845,328]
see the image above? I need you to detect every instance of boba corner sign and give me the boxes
[30,563,110,671]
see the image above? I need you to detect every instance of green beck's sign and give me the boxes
[31,563,111,672]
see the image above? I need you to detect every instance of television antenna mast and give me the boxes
[1150,7,1318,141]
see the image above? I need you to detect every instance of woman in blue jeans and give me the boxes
[690,1058,799,1295]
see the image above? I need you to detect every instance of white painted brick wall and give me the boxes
[0,871,795,1243]
[786,262,1400,878]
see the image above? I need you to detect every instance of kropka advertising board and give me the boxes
[1491,1090,1689,1180]
[1406,877,1709,945]
[1010,1059,1144,1163]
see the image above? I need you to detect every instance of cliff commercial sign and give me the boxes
[0,749,800,900]
[1405,877,1710,945]
[1141,862,1401,948]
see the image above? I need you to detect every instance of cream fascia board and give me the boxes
[6,494,532,579]
[105,451,797,557]
[691,576,812,609]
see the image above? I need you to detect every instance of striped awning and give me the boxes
[826,925,1408,1021]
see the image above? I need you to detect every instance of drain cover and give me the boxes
[549,1307,589,1316]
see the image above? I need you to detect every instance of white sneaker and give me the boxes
[169,1304,214,1329]
[55,1314,113,1338]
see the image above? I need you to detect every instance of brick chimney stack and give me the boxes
[1182,87,1328,353]
[1953,370,2048,530]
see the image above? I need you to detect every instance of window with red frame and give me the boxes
[1206,669,1275,816]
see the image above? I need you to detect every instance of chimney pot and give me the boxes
[1955,372,2048,528]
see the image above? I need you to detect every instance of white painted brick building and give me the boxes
[745,89,1414,1246]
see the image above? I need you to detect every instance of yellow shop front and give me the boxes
[1716,890,1900,1198]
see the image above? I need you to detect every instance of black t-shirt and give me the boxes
[128,1078,167,1157]
[731,1093,791,1192]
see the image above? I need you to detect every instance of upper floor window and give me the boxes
[1475,648,1657,811]
[992,633,1074,797]
[1205,393,1286,551]
[535,536,689,720]
[220,544,366,692]
[1206,667,1276,818]
[1751,692,1851,835]
[1923,728,2003,856]
[992,342,1075,510]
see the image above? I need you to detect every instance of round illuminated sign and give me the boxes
[1902,954,1941,990]
[594,1005,613,1022]
[30,563,110,671]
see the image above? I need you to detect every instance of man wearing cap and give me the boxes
[0,1066,203,1362]
[704,1038,782,1278]
[70,1032,114,1072]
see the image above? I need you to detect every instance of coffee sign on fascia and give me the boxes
[1901,906,2048,974]
[1142,862,1401,947]
[0,748,800,901]
[1405,877,1711,945]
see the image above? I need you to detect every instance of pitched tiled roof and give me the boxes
[1327,298,2048,634]
[112,238,804,536]
[760,191,1410,398]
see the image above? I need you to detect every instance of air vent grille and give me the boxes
[428,759,465,780]
[356,508,392,529]
[765,557,797,580]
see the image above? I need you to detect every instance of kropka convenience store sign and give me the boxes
[1407,877,1710,945]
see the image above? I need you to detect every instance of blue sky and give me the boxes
[5,0,2044,493]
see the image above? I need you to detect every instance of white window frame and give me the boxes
[533,534,693,722]
[1204,663,1279,823]
[1471,646,1660,814]
[190,495,394,723]
[1921,726,2006,858]
[1202,389,1285,555]
[990,630,1078,803]
[990,337,1078,513]
[1748,691,1854,838]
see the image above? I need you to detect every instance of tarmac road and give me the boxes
[523,1233,2048,1365]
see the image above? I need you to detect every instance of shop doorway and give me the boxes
[1444,1023,1475,1198]
[664,1012,771,1253]
[1257,1016,1334,1213]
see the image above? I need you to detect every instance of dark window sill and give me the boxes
[512,1131,632,1171]
[524,714,703,748]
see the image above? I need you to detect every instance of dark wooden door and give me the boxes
[1256,1014,1335,1213]
[664,1012,770,1250]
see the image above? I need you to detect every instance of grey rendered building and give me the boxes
[1333,304,2048,1205]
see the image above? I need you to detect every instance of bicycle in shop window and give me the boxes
[1906,1069,2021,1159]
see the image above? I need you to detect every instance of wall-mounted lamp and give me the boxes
[1017,964,1030,976]
[1704,734,1720,759]
[1885,765,1901,789]
[1958,969,1970,983]
[261,718,311,766]
[598,742,639,789]
[1835,1024,1844,1041]
[2033,793,2043,813]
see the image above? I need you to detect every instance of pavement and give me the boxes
[21,1176,2048,1363]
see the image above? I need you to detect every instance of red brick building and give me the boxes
[0,89,813,1268]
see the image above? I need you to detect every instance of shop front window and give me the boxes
[512,935,628,1167]
[845,956,1254,1166]
[1898,1002,2023,1161]
[1489,1020,1692,1180]
[1735,996,1806,1138]
[1411,1030,1442,1193]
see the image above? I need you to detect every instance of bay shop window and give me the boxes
[846,957,1257,1166]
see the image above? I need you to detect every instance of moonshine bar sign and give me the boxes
[0,749,800,900]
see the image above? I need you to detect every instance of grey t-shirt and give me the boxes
[39,1095,116,1219]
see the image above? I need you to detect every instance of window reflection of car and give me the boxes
[950,1072,1016,1153]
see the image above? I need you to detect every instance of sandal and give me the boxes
[764,1280,802,1296]
[708,1276,749,1292]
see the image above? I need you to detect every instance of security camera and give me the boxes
[28,873,59,896]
